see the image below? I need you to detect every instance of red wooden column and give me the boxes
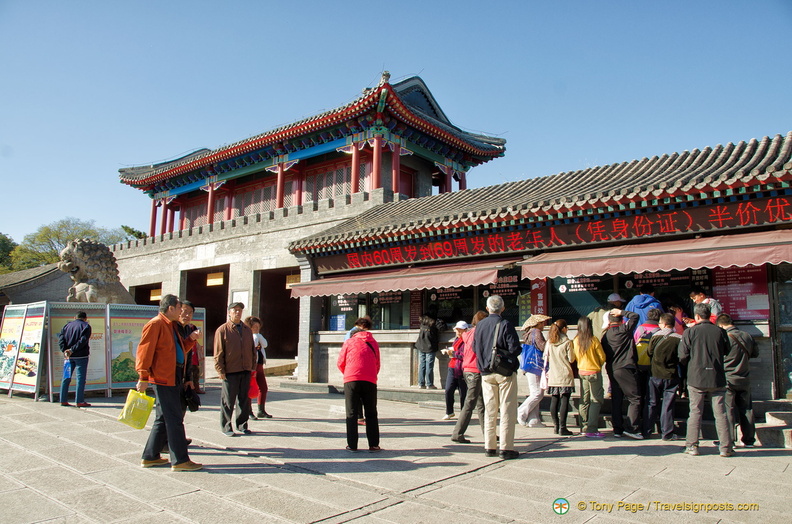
[458,171,467,190]
[371,136,383,190]
[294,168,304,207]
[275,163,285,209]
[179,204,186,231]
[391,144,401,195]
[207,183,216,225]
[160,200,169,235]
[224,191,234,221]
[167,204,176,233]
[444,171,452,194]
[351,144,360,193]
[149,199,158,237]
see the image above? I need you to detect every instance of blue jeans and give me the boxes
[60,357,88,404]
[418,351,436,387]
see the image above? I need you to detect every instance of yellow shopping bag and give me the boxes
[118,389,155,429]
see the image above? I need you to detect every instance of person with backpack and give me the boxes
[634,308,662,436]
[644,313,682,440]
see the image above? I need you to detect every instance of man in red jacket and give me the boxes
[136,294,201,472]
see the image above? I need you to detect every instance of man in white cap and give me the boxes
[588,293,627,340]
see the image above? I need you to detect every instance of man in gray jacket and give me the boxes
[678,303,733,457]
[716,313,759,448]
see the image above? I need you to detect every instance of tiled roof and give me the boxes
[0,263,61,289]
[118,75,505,186]
[290,131,792,253]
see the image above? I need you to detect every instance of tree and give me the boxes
[0,232,17,274]
[9,218,127,270]
[121,225,147,239]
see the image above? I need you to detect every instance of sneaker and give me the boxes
[737,442,755,448]
[172,460,203,472]
[559,428,573,436]
[368,446,382,453]
[442,413,456,420]
[60,402,72,407]
[584,432,606,438]
[242,429,253,435]
[662,434,679,441]
[623,431,644,440]
[613,432,624,438]
[345,446,358,452]
[451,436,471,443]
[258,412,273,419]
[249,412,259,420]
[713,440,720,446]
[426,385,438,390]
[357,419,366,426]
[484,449,498,457]
[223,430,236,437]
[76,402,92,408]
[499,450,520,460]
[141,458,169,468]
[684,445,700,456]
[527,420,546,428]
[419,385,426,389]
[720,450,735,457]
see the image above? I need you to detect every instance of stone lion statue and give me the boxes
[58,238,136,304]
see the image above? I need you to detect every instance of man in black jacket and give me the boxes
[678,303,733,457]
[473,295,521,460]
[717,313,759,448]
[601,309,642,439]
[58,312,92,407]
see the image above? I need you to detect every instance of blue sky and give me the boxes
[1,0,790,243]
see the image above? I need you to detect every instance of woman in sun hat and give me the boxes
[441,320,469,420]
[517,313,551,427]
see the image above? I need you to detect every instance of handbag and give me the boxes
[519,331,544,375]
[248,370,259,399]
[182,386,201,412]
[489,321,519,376]
[118,389,155,430]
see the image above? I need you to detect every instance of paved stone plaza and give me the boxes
[0,380,787,523]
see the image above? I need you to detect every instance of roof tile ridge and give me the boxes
[627,155,666,197]
[647,153,680,196]
[782,131,792,171]
[673,149,708,191]
[733,136,769,184]
[749,133,785,178]
[691,143,731,189]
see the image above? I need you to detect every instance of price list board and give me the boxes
[712,265,769,321]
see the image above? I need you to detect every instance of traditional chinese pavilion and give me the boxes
[113,72,505,361]
[289,132,792,400]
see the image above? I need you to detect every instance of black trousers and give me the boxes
[611,366,642,434]
[221,371,251,433]
[344,381,379,449]
[726,381,755,445]
[142,383,190,465]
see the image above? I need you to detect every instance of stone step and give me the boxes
[755,411,792,448]
[765,411,792,425]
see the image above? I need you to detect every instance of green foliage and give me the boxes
[121,225,147,240]
[9,217,127,270]
[0,233,17,273]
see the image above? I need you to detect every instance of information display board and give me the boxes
[10,303,46,394]
[712,265,770,321]
[48,303,108,398]
[0,305,27,391]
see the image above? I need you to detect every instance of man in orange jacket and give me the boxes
[136,294,202,472]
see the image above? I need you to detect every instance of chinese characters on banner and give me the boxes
[315,195,792,274]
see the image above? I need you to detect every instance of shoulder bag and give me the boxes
[489,321,519,376]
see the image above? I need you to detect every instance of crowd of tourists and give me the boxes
[421,286,759,459]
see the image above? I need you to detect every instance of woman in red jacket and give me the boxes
[337,317,381,452]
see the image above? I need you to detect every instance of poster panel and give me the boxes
[0,305,28,391]
[10,302,47,394]
[712,265,770,321]
[108,304,158,389]
[48,303,108,398]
